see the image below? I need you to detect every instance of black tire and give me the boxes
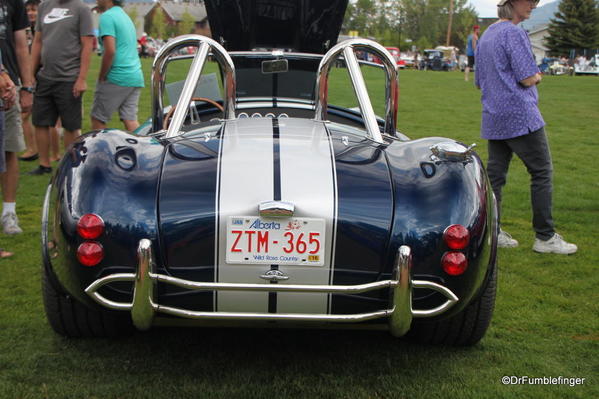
[405,263,497,346]
[42,266,134,337]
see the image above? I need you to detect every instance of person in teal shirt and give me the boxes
[91,0,144,131]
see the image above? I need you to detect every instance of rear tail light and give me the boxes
[443,224,470,249]
[441,224,469,276]
[441,251,468,276]
[77,214,105,266]
[77,214,105,239]
[77,241,104,267]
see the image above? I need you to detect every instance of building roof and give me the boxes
[529,24,549,36]
[159,1,207,22]
[123,2,155,18]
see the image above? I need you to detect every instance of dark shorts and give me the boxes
[32,78,82,131]
[467,55,475,67]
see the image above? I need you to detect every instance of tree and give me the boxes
[344,0,378,37]
[400,0,476,51]
[126,6,139,31]
[546,0,599,56]
[178,9,196,36]
[149,9,168,39]
[342,0,476,51]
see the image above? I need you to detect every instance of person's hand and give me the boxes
[0,72,16,110]
[73,78,87,98]
[519,73,542,87]
[2,86,17,110]
[19,90,33,112]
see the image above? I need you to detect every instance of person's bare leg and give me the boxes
[0,249,13,258]
[35,126,52,168]
[20,112,38,158]
[50,126,61,162]
[465,66,470,82]
[63,129,80,150]
[123,119,139,132]
[1,152,23,234]
[91,116,106,130]
[1,152,19,202]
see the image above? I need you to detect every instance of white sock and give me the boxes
[2,202,16,216]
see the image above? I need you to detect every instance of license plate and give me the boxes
[226,216,325,266]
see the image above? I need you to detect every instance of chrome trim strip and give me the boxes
[388,245,413,337]
[84,241,460,331]
[236,101,314,111]
[314,39,399,142]
[151,34,236,134]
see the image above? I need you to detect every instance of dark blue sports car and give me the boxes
[41,0,498,345]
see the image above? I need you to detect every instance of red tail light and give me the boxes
[77,214,105,239]
[441,252,468,276]
[443,224,470,249]
[77,241,104,267]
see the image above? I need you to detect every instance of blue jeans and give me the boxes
[487,127,554,240]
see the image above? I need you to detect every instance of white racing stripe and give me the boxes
[216,118,274,312]
[276,119,337,314]
[215,118,337,314]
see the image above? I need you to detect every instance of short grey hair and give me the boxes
[497,2,514,20]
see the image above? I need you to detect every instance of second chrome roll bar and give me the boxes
[315,39,399,144]
[151,35,236,137]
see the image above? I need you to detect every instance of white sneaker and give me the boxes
[497,229,518,248]
[533,233,577,254]
[2,212,22,235]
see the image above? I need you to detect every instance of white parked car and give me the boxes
[574,54,599,76]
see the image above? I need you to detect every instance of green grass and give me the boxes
[0,56,597,399]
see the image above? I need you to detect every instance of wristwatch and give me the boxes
[20,86,35,94]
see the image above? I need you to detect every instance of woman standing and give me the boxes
[475,0,577,254]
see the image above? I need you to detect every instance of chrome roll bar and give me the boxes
[315,39,399,144]
[85,241,459,335]
[151,34,236,137]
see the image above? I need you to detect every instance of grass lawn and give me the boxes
[0,55,597,399]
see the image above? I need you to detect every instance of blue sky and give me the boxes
[469,0,553,18]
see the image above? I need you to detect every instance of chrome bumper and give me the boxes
[85,239,458,337]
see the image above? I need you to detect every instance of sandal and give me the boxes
[0,249,13,258]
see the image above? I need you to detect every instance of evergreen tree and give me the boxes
[546,0,599,56]
[178,9,196,36]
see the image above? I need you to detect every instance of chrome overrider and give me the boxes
[85,240,459,336]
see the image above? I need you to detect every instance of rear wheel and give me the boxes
[42,266,134,337]
[406,264,497,346]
